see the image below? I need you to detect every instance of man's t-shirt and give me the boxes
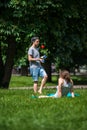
[28,46,41,68]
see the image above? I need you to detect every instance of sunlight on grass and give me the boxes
[0,89,87,130]
[9,75,87,88]
[9,76,33,87]
[9,75,58,88]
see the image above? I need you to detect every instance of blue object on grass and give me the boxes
[47,92,80,97]
[31,95,38,98]
[67,92,80,97]
[74,93,80,97]
[47,93,55,96]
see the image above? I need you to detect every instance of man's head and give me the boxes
[31,37,39,47]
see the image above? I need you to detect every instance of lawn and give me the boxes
[9,75,58,88]
[0,75,86,130]
[0,89,87,130]
[9,75,87,88]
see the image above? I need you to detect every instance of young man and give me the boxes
[28,37,48,94]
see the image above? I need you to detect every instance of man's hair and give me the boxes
[31,36,39,43]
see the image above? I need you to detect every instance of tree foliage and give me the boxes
[0,0,87,88]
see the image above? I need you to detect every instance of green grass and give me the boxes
[9,75,87,88]
[1,75,87,130]
[9,75,33,87]
[0,89,87,130]
[72,75,87,85]
[9,75,58,88]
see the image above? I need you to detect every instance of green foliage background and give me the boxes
[0,0,87,88]
[0,0,87,68]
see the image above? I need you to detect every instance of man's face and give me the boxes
[34,39,40,47]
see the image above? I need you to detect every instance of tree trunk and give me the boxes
[21,66,28,76]
[43,58,52,82]
[0,43,4,87]
[1,37,16,88]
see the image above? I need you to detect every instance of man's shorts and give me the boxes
[30,67,47,81]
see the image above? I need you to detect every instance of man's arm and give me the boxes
[28,54,42,62]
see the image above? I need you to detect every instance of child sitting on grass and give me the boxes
[53,70,74,98]
[32,70,77,98]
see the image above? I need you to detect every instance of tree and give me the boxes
[0,0,28,88]
[54,0,87,71]
[0,0,87,88]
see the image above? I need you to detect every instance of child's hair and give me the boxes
[60,70,71,83]
[31,36,39,43]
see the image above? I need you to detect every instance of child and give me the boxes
[53,70,74,98]
[32,70,75,98]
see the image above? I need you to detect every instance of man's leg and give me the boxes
[31,67,39,93]
[38,75,48,94]
[33,81,38,93]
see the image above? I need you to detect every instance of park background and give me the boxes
[0,0,87,130]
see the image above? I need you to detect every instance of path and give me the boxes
[9,85,87,90]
